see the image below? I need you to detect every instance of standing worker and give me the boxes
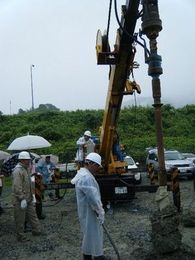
[76,130,95,167]
[36,155,56,199]
[12,151,41,242]
[0,172,4,215]
[36,155,56,185]
[71,152,110,260]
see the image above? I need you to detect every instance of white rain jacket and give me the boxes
[75,136,95,162]
[71,167,104,256]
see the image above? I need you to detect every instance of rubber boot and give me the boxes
[83,254,92,260]
[36,203,45,219]
[0,205,4,215]
[55,189,61,199]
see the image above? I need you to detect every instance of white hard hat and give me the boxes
[84,130,91,137]
[85,152,102,167]
[18,151,31,160]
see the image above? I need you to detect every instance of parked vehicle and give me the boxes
[57,162,77,178]
[182,153,195,163]
[182,153,195,173]
[146,149,195,179]
[124,155,142,184]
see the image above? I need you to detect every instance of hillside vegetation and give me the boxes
[0,104,195,165]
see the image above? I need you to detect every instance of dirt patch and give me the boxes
[1,174,195,260]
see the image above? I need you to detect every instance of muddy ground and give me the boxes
[1,173,195,260]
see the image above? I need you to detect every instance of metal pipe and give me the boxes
[30,64,35,110]
[141,0,167,186]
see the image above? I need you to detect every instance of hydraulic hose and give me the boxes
[102,223,121,260]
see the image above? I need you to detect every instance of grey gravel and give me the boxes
[1,173,195,260]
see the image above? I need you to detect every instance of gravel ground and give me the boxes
[1,173,195,260]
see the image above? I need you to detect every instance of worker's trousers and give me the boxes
[14,201,41,239]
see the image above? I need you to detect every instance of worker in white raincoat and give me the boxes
[71,152,110,260]
[75,130,95,167]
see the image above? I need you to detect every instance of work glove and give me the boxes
[32,194,36,206]
[96,208,105,224]
[20,199,27,209]
[31,175,35,183]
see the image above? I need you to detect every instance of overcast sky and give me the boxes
[0,0,194,115]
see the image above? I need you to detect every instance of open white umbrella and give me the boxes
[30,152,41,159]
[7,134,51,151]
[0,150,10,160]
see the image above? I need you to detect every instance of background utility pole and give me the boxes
[30,64,35,110]
[141,0,167,186]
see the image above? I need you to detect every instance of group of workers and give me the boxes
[0,130,110,259]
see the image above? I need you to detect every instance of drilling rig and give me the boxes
[94,0,164,204]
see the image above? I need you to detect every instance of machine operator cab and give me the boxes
[124,155,142,184]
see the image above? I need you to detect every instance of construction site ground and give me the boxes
[1,172,195,260]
